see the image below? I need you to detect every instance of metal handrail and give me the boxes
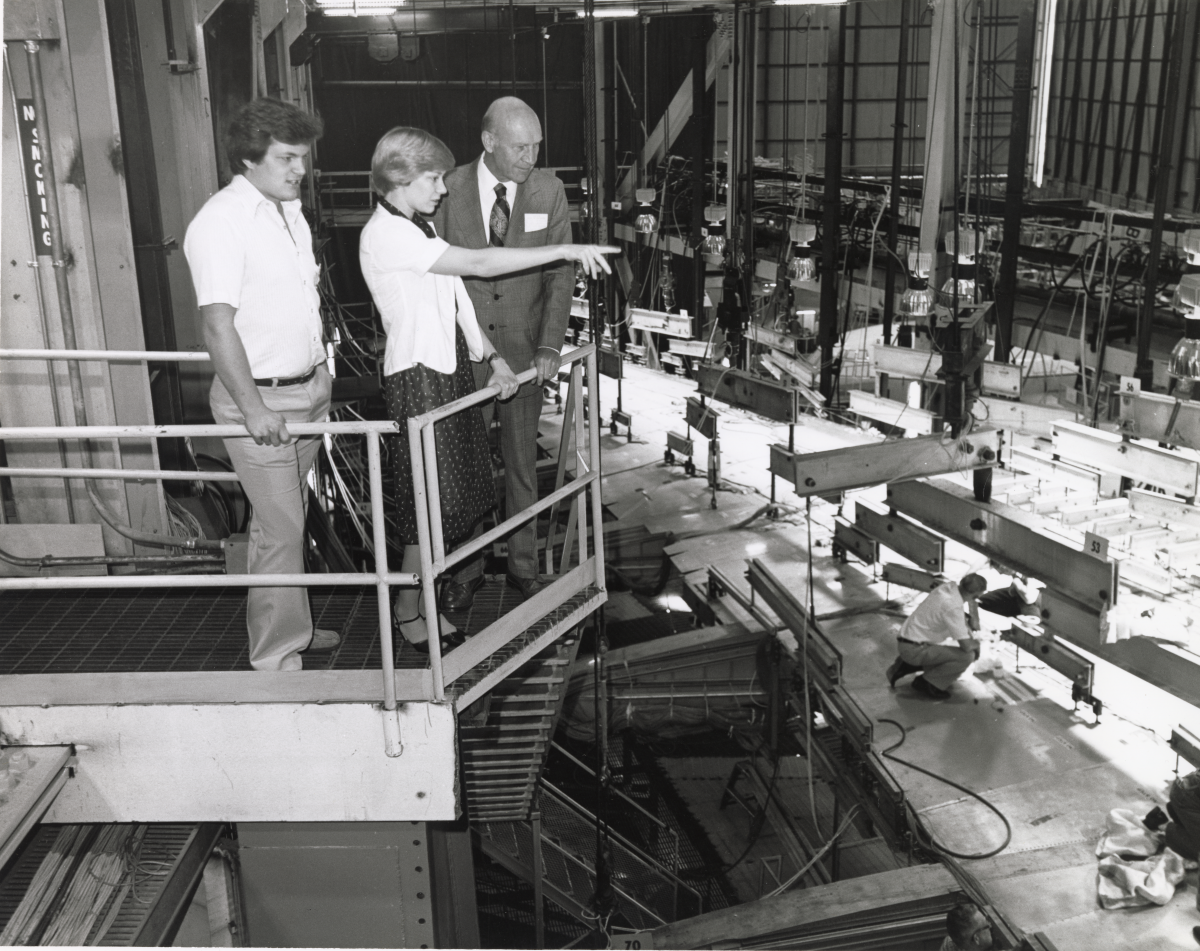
[0,344,607,755]
[535,832,668,929]
[537,781,702,904]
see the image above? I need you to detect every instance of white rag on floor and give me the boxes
[1096,808,1163,859]
[1097,848,1186,909]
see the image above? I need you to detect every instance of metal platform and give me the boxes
[0,577,531,674]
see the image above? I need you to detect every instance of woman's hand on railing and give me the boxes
[487,355,520,401]
[562,245,621,279]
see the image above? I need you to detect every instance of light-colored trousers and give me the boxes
[211,366,332,671]
[897,638,975,690]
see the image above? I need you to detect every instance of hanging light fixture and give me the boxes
[900,250,934,319]
[787,220,817,282]
[1170,274,1200,383]
[702,204,727,257]
[578,177,590,222]
[316,0,403,15]
[633,187,658,234]
[940,276,977,305]
[1183,230,1200,266]
[945,230,978,263]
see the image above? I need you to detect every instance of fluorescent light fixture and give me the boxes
[774,1,848,6]
[588,6,639,17]
[317,0,403,15]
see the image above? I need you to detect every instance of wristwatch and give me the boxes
[486,352,503,366]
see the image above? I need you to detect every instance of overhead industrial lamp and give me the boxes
[1170,274,1200,383]
[316,0,403,14]
[941,276,977,305]
[584,5,639,16]
[944,230,978,263]
[787,220,817,282]
[1183,230,1200,266]
[900,251,934,319]
[633,188,658,234]
[702,204,727,256]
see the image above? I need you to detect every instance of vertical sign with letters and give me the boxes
[16,99,52,254]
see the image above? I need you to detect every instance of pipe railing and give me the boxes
[0,344,607,743]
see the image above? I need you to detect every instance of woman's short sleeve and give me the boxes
[364,215,449,276]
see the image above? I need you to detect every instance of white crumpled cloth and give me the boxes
[1097,848,1186,908]
[1095,809,1182,909]
[1096,808,1163,860]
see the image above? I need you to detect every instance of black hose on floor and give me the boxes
[877,717,1013,860]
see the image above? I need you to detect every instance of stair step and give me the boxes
[462,744,547,757]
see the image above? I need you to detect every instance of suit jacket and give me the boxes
[432,158,574,372]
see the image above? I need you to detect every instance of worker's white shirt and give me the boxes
[940,937,960,951]
[476,156,518,244]
[183,175,325,378]
[900,581,970,645]
[358,206,483,376]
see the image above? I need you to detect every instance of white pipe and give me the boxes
[0,467,240,482]
[0,348,212,362]
[0,420,398,439]
[0,571,420,591]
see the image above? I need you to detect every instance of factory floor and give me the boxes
[575,355,1200,951]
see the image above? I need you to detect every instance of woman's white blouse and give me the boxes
[359,205,484,376]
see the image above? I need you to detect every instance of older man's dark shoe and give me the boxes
[911,675,951,700]
[410,630,466,655]
[441,574,485,612]
[506,574,545,600]
[886,658,919,688]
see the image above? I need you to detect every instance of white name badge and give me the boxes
[525,213,548,232]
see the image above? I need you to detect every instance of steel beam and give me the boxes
[1053,421,1199,499]
[833,517,878,565]
[697,364,800,423]
[1119,391,1200,451]
[819,4,846,400]
[855,502,944,572]
[882,0,911,346]
[849,391,936,435]
[886,478,1117,611]
[746,559,842,689]
[1001,623,1093,698]
[784,430,1000,498]
[1170,726,1200,770]
[879,563,942,592]
[1127,489,1200,531]
[994,0,1039,363]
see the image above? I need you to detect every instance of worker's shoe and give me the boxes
[886,658,920,689]
[306,628,341,652]
[441,574,485,612]
[506,574,545,601]
[911,675,952,700]
[1192,925,1200,946]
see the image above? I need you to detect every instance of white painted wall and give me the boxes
[0,701,459,823]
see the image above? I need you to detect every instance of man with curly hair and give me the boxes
[184,98,338,671]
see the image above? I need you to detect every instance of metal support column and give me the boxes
[819,5,846,401]
[692,27,708,341]
[1135,0,1200,389]
[882,0,911,348]
[994,0,1038,365]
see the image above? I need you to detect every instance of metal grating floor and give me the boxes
[0,577,524,675]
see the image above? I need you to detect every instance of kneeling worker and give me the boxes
[886,573,988,699]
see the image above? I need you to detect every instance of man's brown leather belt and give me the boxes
[254,366,318,388]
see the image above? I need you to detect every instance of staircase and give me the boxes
[474,780,703,932]
[459,630,583,821]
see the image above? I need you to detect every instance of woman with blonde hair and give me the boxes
[359,126,616,654]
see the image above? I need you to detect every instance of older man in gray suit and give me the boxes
[433,97,575,608]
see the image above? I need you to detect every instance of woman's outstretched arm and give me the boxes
[430,243,619,280]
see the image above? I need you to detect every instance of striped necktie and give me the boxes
[489,183,510,248]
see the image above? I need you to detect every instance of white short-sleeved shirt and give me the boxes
[900,581,970,645]
[358,206,484,376]
[183,175,325,378]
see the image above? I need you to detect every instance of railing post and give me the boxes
[531,810,545,950]
[409,418,445,701]
[367,432,402,756]
[587,351,607,592]
[421,426,446,572]
[572,364,589,570]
